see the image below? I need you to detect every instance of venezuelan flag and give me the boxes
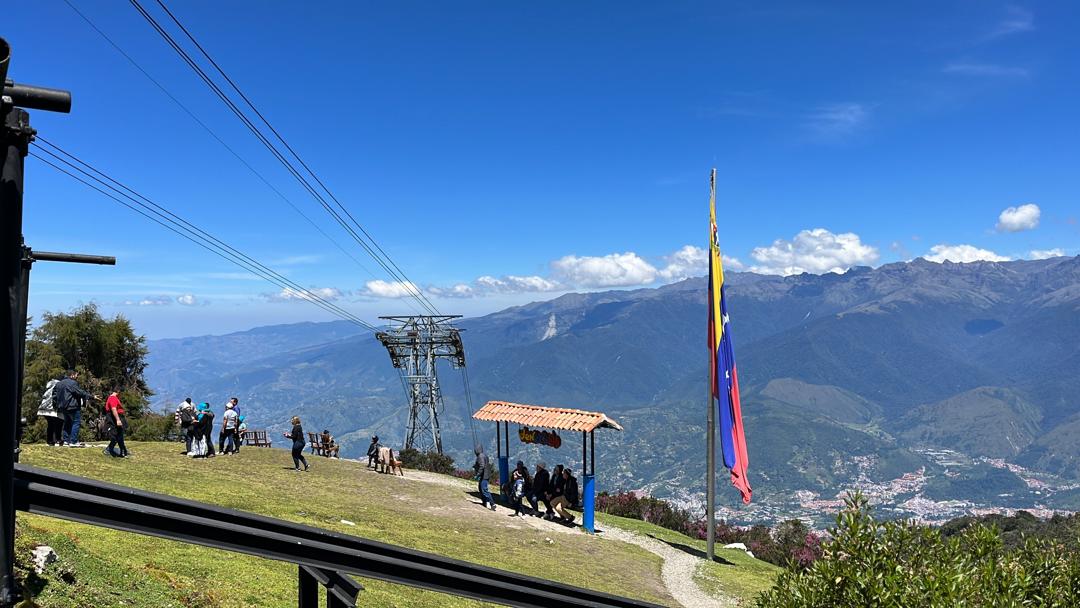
[708,170,751,504]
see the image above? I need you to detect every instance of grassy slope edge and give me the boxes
[14,442,777,607]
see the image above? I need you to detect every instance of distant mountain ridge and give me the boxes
[145,256,1080,523]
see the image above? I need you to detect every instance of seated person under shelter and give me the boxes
[550,468,580,524]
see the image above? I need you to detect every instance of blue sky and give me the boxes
[9,1,1078,338]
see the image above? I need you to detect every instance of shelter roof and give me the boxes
[473,401,623,433]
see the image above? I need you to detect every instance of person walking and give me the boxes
[219,402,239,454]
[284,416,309,471]
[473,444,496,511]
[529,462,551,517]
[36,378,64,446]
[366,435,380,468]
[175,398,196,454]
[103,389,129,458]
[55,370,94,447]
[551,468,580,524]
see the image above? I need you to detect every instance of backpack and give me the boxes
[512,478,525,499]
[179,409,195,426]
[40,379,60,414]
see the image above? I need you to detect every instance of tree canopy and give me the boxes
[21,303,152,424]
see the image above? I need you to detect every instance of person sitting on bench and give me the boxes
[320,429,341,458]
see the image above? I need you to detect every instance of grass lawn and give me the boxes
[15,441,673,607]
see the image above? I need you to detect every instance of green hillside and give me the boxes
[13,442,779,607]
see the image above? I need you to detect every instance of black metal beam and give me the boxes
[29,251,115,265]
[300,565,362,607]
[14,466,662,608]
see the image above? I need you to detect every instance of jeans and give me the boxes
[45,416,64,445]
[62,408,82,444]
[478,479,494,506]
[183,425,194,453]
[528,491,552,515]
[220,428,238,453]
[291,441,308,469]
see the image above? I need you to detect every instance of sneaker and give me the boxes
[102,449,114,457]
[489,504,497,511]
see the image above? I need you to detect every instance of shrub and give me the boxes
[596,491,822,569]
[755,492,1080,607]
[398,448,455,475]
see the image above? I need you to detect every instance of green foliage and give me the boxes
[399,448,456,475]
[756,492,1080,607]
[21,304,152,432]
[940,510,1080,552]
[127,411,182,442]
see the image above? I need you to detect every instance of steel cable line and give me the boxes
[30,142,378,332]
[58,0,427,316]
[150,0,442,317]
[128,0,442,317]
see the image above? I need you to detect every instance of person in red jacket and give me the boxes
[104,389,129,458]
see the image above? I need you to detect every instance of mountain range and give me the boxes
[145,255,1080,524]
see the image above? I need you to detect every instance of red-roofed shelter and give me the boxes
[473,400,623,533]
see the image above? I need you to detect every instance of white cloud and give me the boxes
[475,275,561,293]
[361,280,420,299]
[176,294,199,306]
[806,103,869,139]
[1029,248,1065,260]
[749,228,879,275]
[944,62,1029,77]
[924,244,1010,263]
[124,295,172,307]
[270,286,345,302]
[996,203,1040,232]
[657,245,744,281]
[989,6,1034,38]
[426,283,475,298]
[551,252,658,288]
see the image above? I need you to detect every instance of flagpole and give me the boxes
[707,383,716,561]
[706,167,717,562]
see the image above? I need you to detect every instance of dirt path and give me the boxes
[390,467,733,607]
[598,525,734,608]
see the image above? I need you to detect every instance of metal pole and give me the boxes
[590,431,595,476]
[706,384,716,561]
[297,564,317,608]
[0,97,29,608]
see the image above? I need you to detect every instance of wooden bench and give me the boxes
[307,432,326,456]
[245,429,272,447]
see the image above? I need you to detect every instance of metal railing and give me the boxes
[14,465,664,608]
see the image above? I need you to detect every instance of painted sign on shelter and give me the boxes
[518,426,561,449]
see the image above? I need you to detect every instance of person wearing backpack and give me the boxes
[36,378,64,446]
[175,398,196,454]
[55,370,94,447]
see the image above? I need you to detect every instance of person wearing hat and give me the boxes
[188,403,212,457]
[367,435,380,468]
[218,397,239,454]
[220,400,240,454]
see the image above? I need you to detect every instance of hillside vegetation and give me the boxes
[14,442,779,607]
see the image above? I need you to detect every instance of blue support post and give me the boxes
[498,456,509,502]
[583,474,596,534]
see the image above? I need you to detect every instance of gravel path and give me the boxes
[598,525,734,608]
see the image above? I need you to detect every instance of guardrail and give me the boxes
[14,465,664,608]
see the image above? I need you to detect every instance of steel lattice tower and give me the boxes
[376,316,466,454]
